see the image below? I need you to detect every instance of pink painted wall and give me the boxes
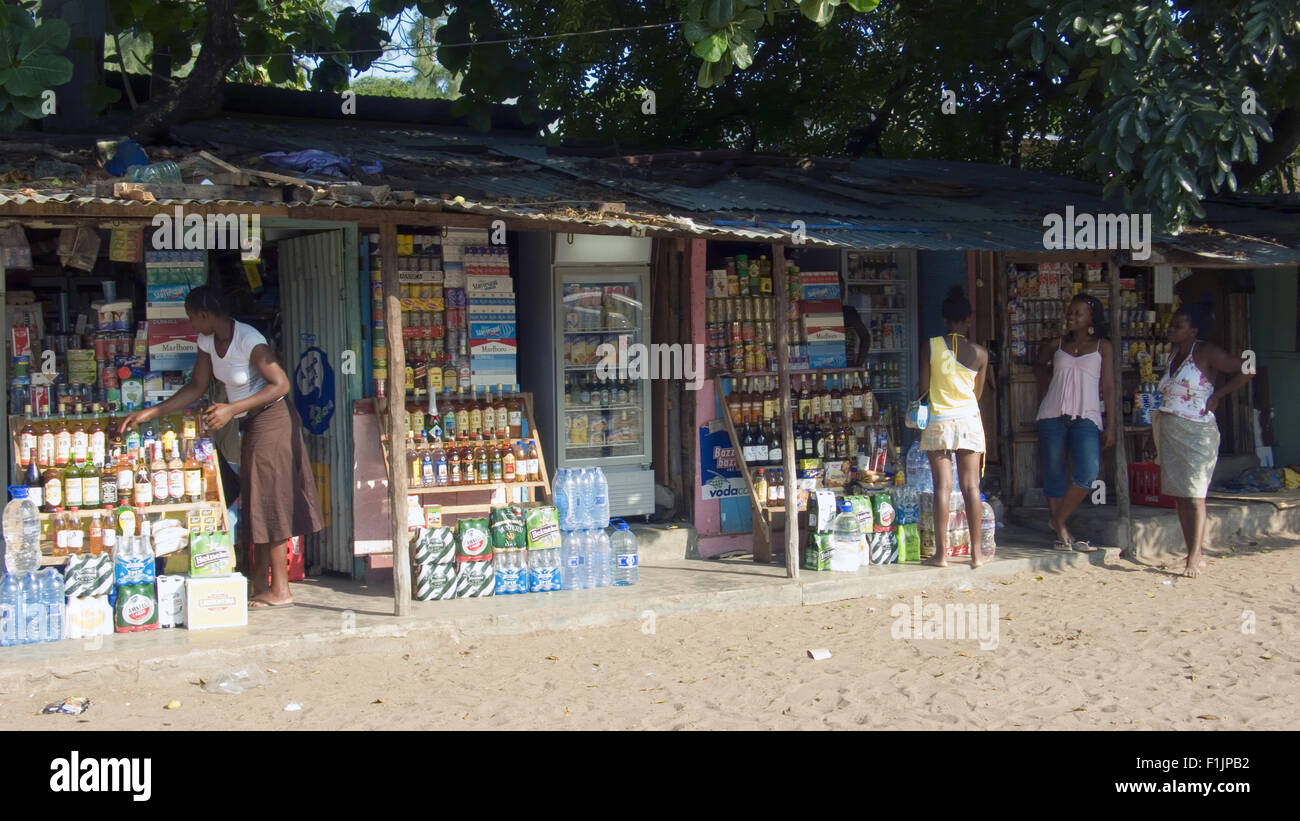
[689,239,756,558]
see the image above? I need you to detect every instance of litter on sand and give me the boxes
[284,702,302,712]
[42,697,91,716]
[808,648,833,661]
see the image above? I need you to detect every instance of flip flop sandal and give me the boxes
[1072,540,1098,553]
[1051,540,1073,551]
[249,599,294,610]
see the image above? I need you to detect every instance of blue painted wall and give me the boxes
[918,251,969,342]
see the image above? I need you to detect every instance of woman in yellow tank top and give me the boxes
[917,287,989,568]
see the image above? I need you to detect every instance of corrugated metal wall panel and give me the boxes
[276,227,360,574]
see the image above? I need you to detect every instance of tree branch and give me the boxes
[129,0,242,142]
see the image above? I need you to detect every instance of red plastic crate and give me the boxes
[246,535,306,583]
[1129,462,1177,508]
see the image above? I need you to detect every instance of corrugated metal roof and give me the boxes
[2,114,1297,264]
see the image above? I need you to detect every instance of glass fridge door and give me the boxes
[555,267,651,467]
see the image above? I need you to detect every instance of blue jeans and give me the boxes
[1037,416,1101,499]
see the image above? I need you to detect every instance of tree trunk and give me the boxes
[129,0,241,142]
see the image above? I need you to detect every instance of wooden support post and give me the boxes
[1108,259,1133,558]
[382,223,411,615]
[772,243,799,579]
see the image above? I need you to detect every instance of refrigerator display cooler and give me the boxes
[517,233,655,517]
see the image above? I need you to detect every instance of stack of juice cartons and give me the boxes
[145,250,206,403]
[459,233,517,388]
[798,270,847,368]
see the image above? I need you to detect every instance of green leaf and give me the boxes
[707,0,734,29]
[8,93,45,119]
[845,0,881,11]
[4,51,74,97]
[1172,163,1197,193]
[18,19,71,61]
[697,57,714,89]
[1030,32,1045,64]
[1116,146,1132,172]
[682,21,712,43]
[0,104,30,132]
[85,82,122,113]
[694,32,727,62]
[738,8,764,29]
[732,38,753,69]
[800,0,835,26]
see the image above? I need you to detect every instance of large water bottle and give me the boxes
[979,493,997,559]
[0,572,20,646]
[554,469,577,532]
[560,530,583,590]
[593,527,612,588]
[4,485,42,574]
[905,443,922,488]
[576,469,597,530]
[39,568,64,642]
[581,529,599,589]
[609,519,638,586]
[20,572,42,644]
[830,501,863,572]
[592,468,610,529]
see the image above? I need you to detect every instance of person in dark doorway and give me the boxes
[843,305,872,368]
[1033,294,1117,552]
[917,287,989,568]
[1154,298,1253,578]
[120,286,323,606]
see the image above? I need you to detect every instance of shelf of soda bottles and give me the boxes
[408,481,547,496]
[716,367,868,379]
[36,502,219,520]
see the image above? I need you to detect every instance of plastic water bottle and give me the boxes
[560,530,583,590]
[553,469,569,528]
[592,468,610,529]
[830,501,862,572]
[20,572,42,644]
[594,527,612,588]
[980,493,997,559]
[577,469,597,530]
[39,568,64,642]
[0,572,20,646]
[579,532,595,589]
[609,519,638,586]
[4,485,42,574]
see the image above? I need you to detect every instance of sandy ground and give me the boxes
[4,544,1297,730]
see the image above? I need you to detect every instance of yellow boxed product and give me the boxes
[185,572,248,630]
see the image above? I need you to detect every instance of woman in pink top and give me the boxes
[1034,295,1117,551]
[1155,298,1253,578]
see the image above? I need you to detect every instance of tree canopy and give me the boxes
[9,0,1300,231]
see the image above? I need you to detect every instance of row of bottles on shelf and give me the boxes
[738,417,862,468]
[563,376,642,409]
[18,437,219,515]
[16,401,210,472]
[727,372,881,428]
[403,384,526,443]
[406,435,540,488]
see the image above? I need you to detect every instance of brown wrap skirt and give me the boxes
[239,398,324,545]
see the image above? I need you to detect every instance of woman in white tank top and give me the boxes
[1155,299,1253,578]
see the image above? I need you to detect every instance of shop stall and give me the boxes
[694,243,920,564]
[4,218,250,639]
